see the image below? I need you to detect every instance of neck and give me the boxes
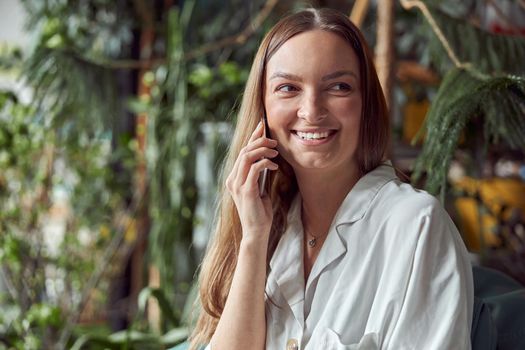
[296,162,361,234]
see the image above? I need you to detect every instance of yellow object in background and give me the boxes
[453,177,525,251]
[403,98,429,144]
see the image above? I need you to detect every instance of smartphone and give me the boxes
[258,112,271,196]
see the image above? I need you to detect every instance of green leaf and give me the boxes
[127,98,151,114]
[161,327,189,344]
[70,334,120,350]
[421,4,525,75]
[109,330,159,343]
[412,67,525,195]
[189,64,213,87]
[138,287,179,327]
[25,303,62,328]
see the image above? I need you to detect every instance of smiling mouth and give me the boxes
[292,130,337,140]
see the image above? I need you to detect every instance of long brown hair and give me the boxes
[189,8,389,349]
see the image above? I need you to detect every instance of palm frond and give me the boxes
[412,67,525,196]
[422,4,525,75]
[23,47,118,139]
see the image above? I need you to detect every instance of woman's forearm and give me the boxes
[210,234,268,350]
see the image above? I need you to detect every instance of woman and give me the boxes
[190,8,473,350]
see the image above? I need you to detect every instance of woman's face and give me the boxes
[264,30,362,173]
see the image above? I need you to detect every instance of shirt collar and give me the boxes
[269,161,397,271]
[266,162,398,319]
[333,161,398,227]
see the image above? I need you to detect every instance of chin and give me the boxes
[284,152,359,174]
[289,157,332,171]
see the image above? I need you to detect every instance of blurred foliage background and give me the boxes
[0,0,524,349]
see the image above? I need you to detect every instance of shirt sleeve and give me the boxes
[383,202,474,350]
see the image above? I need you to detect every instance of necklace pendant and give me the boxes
[308,238,317,247]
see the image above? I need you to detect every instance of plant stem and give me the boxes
[400,0,465,68]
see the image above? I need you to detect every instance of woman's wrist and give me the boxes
[240,231,270,254]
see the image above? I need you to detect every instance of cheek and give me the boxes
[265,100,296,134]
[332,94,361,116]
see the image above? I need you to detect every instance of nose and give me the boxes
[297,91,327,123]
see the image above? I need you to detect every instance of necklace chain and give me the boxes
[302,207,325,248]
[305,229,319,248]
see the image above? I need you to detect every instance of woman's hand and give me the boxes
[213,121,276,350]
[225,121,279,240]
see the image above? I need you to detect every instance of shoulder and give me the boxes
[374,179,444,221]
[365,179,463,253]
[365,180,471,276]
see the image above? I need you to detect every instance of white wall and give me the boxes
[0,0,30,48]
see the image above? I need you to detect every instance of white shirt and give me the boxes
[264,163,473,349]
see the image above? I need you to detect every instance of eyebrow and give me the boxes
[321,70,358,81]
[268,70,358,82]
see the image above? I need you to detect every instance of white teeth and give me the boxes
[296,131,331,140]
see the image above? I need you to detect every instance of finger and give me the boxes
[243,136,278,154]
[237,148,278,185]
[230,122,265,184]
[244,159,278,193]
[248,121,264,143]
[228,155,241,192]
[231,137,277,186]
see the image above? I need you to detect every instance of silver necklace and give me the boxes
[303,209,322,248]
[306,230,319,248]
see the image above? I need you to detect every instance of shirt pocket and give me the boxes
[320,328,379,350]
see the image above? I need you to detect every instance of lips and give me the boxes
[292,129,337,140]
[291,129,337,145]
[296,130,330,140]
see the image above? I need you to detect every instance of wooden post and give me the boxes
[130,0,159,330]
[374,0,396,109]
[350,0,371,28]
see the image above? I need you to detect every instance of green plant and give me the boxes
[1,0,278,348]
[134,1,255,327]
[70,287,189,349]
[412,67,525,197]
[0,86,136,349]
[401,1,525,199]
[1,2,139,348]
[402,0,525,281]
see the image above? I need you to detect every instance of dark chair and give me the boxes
[471,265,525,350]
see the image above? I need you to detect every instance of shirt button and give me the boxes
[286,338,299,350]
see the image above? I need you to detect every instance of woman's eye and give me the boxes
[330,83,352,91]
[277,84,298,92]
